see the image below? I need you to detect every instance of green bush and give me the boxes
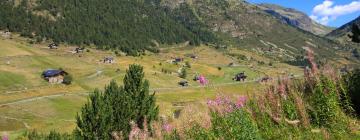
[282,99,298,120]
[185,61,191,68]
[63,74,73,85]
[344,69,360,116]
[179,68,187,79]
[16,130,74,140]
[210,109,262,140]
[183,107,262,140]
[185,124,214,140]
[310,77,339,127]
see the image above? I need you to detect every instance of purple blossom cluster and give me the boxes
[1,135,8,140]
[162,123,173,133]
[207,95,247,114]
[199,75,208,85]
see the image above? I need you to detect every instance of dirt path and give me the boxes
[0,75,302,106]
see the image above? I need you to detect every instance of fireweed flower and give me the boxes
[207,95,248,114]
[199,75,208,85]
[235,96,247,108]
[162,123,173,133]
[2,134,8,140]
[305,47,318,75]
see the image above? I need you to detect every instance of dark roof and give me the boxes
[42,69,66,77]
[105,56,114,59]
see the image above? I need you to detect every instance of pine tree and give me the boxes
[350,24,360,43]
[123,64,159,129]
[75,89,114,139]
[75,64,159,139]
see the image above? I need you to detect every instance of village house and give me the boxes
[103,57,115,63]
[173,57,184,63]
[185,54,198,59]
[42,69,68,84]
[259,76,272,83]
[1,31,11,38]
[233,72,247,81]
[178,80,189,87]
[48,43,58,49]
[73,47,85,53]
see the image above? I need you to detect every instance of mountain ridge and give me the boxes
[326,16,360,44]
[257,3,334,36]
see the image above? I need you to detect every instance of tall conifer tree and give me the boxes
[75,64,158,139]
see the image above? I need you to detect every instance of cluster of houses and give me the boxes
[48,43,86,54]
[168,54,199,64]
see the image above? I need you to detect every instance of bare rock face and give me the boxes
[258,4,333,36]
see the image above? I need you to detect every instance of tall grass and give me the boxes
[15,48,359,139]
[161,48,358,139]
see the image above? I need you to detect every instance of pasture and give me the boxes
[0,36,304,137]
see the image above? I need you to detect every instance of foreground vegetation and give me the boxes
[6,49,359,140]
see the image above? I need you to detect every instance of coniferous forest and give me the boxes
[0,0,219,56]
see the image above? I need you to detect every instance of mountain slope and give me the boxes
[162,0,348,63]
[257,4,333,36]
[0,0,206,55]
[0,0,353,63]
[326,16,360,44]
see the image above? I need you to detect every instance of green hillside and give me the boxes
[0,0,204,56]
[0,0,355,62]
[162,0,349,62]
[326,16,360,45]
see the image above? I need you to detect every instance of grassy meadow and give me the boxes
[0,35,344,138]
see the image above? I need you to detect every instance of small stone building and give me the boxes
[103,57,115,63]
[233,72,247,81]
[48,43,58,49]
[42,69,67,84]
[1,31,11,38]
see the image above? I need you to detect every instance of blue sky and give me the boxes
[247,0,360,27]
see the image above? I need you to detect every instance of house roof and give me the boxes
[42,69,66,77]
[104,57,114,60]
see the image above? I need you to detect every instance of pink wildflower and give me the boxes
[129,121,141,140]
[207,95,246,114]
[277,78,289,99]
[235,96,247,108]
[199,75,208,85]
[162,123,173,133]
[305,47,318,74]
[2,134,8,140]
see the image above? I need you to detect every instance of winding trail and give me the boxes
[0,75,302,106]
